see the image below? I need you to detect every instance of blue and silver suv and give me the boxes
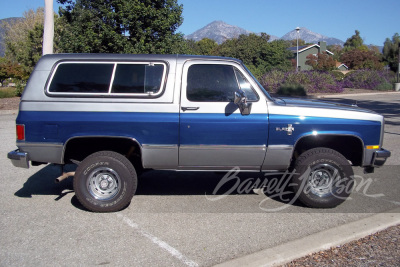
[8,54,391,212]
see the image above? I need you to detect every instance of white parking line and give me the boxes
[352,191,400,206]
[117,214,198,267]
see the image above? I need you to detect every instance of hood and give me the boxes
[274,97,377,114]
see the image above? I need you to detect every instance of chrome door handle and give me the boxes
[181,107,200,111]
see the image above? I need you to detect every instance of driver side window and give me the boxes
[187,64,258,102]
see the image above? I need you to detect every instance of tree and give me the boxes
[215,33,292,78]
[327,44,343,61]
[344,30,367,50]
[340,49,383,70]
[0,58,9,85]
[196,38,218,55]
[383,33,400,72]
[2,8,48,75]
[305,53,336,71]
[57,0,184,54]
[0,58,25,85]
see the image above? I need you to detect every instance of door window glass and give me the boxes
[187,64,239,102]
[187,64,258,102]
[233,67,258,101]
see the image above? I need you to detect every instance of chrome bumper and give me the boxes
[371,148,391,167]
[7,150,30,169]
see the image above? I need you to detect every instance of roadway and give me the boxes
[0,92,399,266]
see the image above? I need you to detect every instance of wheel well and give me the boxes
[293,135,364,166]
[63,137,143,169]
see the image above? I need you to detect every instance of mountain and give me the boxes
[185,21,279,44]
[0,17,23,56]
[185,21,251,44]
[185,22,343,46]
[281,27,344,46]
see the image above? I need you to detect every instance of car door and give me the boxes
[179,60,269,170]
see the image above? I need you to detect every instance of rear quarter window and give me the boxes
[47,62,166,97]
[49,63,113,93]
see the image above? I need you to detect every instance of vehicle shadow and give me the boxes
[14,165,303,208]
[136,170,304,207]
[14,164,76,200]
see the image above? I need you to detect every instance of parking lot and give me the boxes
[1,92,399,266]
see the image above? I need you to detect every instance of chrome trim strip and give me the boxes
[179,145,266,150]
[142,144,178,149]
[176,166,261,171]
[108,63,117,93]
[267,145,293,150]
[17,142,63,148]
[380,119,385,147]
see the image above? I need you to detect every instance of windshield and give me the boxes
[242,64,274,101]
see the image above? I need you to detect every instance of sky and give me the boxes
[1,0,399,46]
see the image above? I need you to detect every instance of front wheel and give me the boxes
[73,151,137,212]
[291,147,354,208]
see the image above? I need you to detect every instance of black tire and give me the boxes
[291,147,354,208]
[73,151,137,212]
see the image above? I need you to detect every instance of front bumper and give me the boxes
[7,150,30,169]
[371,148,391,167]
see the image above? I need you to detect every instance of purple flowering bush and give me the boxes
[260,69,396,95]
[260,70,344,94]
[342,70,395,91]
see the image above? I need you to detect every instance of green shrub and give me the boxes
[330,71,345,81]
[0,87,17,98]
[15,80,26,97]
[376,81,394,91]
[276,83,307,96]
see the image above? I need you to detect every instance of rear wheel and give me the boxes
[292,147,354,208]
[73,151,137,212]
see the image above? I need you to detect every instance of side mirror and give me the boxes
[234,90,252,115]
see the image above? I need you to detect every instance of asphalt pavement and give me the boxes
[1,92,399,266]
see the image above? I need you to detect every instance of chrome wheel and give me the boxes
[87,167,121,200]
[308,164,339,197]
[292,148,354,208]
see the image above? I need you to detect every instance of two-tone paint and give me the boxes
[9,54,390,172]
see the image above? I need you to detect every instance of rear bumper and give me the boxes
[7,150,30,169]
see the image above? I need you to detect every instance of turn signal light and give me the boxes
[366,145,380,150]
[16,125,25,141]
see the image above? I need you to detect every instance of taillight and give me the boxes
[16,124,25,141]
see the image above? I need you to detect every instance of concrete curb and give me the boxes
[214,208,400,267]
[315,91,400,99]
[0,110,18,115]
